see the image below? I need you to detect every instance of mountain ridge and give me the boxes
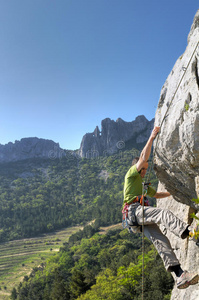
[0,137,65,163]
[0,115,154,162]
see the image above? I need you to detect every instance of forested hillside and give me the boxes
[0,148,171,300]
[0,149,157,242]
[13,226,173,300]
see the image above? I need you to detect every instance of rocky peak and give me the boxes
[94,126,100,137]
[154,10,199,299]
[79,115,154,158]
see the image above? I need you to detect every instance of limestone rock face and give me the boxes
[154,10,199,209]
[79,115,154,158]
[154,10,199,299]
[0,137,65,163]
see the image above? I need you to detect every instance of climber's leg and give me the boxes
[135,206,188,238]
[143,224,199,288]
[143,224,180,271]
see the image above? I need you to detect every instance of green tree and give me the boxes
[70,269,91,299]
[77,269,123,300]
[10,287,17,300]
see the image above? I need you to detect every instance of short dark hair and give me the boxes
[132,156,139,166]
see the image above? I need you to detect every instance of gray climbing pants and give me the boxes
[135,205,188,271]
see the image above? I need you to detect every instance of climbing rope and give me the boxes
[141,40,199,299]
[141,182,145,300]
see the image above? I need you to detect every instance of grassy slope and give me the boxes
[0,223,122,299]
[0,226,82,300]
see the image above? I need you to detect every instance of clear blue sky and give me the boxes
[0,1,198,150]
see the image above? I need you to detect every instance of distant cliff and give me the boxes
[79,115,154,158]
[0,137,65,163]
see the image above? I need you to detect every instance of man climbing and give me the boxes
[123,126,199,289]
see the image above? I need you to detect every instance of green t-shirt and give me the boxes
[123,164,156,206]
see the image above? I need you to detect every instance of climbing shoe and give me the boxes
[177,271,199,289]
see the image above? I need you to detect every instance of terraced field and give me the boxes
[0,226,82,300]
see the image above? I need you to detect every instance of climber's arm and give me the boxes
[136,126,160,172]
[154,192,171,199]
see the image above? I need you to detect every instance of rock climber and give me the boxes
[123,126,199,289]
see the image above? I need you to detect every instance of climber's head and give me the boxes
[132,157,139,166]
[139,163,148,178]
[132,157,148,178]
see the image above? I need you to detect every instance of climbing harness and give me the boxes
[122,194,149,230]
[122,203,139,230]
